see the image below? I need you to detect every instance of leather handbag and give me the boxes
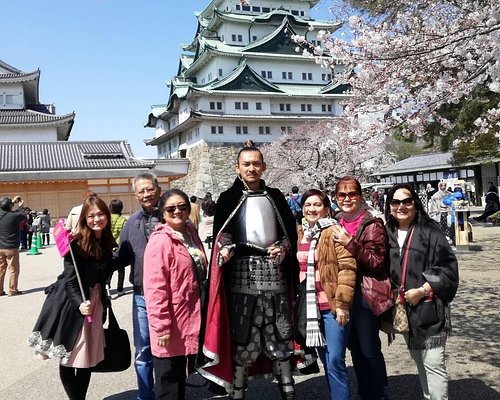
[294,279,307,347]
[361,275,393,316]
[390,289,409,334]
[380,228,414,335]
[92,301,131,373]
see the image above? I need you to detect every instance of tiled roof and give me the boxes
[0,59,22,74]
[0,109,75,126]
[0,141,151,172]
[376,153,453,175]
[0,70,39,82]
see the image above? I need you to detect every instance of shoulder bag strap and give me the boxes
[400,227,415,289]
[104,298,120,331]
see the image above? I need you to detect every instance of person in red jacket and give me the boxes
[332,177,390,400]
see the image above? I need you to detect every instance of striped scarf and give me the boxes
[302,217,336,347]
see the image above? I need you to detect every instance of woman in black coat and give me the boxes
[28,194,117,399]
[385,183,459,400]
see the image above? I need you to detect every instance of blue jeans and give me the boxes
[349,287,388,399]
[133,293,155,400]
[317,310,351,400]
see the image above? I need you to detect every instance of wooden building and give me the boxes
[0,60,189,221]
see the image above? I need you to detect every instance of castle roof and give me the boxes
[0,109,75,141]
[0,59,40,104]
[0,141,188,182]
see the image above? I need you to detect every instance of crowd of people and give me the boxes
[10,140,500,400]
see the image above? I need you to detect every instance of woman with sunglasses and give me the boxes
[331,177,389,400]
[385,184,458,400]
[297,188,356,400]
[143,189,208,399]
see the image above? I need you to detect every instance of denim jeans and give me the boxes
[349,287,388,400]
[317,310,351,400]
[133,293,155,400]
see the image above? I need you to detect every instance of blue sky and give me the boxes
[1,0,334,158]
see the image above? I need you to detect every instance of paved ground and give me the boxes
[1,211,499,399]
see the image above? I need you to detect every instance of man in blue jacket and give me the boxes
[0,196,26,296]
[115,173,161,400]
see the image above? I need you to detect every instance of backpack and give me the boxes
[288,194,303,220]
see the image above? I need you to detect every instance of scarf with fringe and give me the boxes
[302,217,336,347]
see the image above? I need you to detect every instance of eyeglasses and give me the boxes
[336,191,360,201]
[164,204,189,213]
[390,197,414,207]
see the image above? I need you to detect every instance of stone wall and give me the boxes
[172,141,240,200]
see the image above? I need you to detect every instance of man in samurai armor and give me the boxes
[198,144,298,399]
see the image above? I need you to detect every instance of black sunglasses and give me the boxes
[164,204,188,213]
[390,197,414,207]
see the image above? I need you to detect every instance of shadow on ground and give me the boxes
[387,375,500,400]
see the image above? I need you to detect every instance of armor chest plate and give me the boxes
[232,194,280,248]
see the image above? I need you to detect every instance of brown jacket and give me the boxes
[298,225,356,311]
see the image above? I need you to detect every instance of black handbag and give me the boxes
[294,279,307,346]
[92,301,131,373]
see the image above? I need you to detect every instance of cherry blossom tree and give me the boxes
[261,120,393,192]
[293,0,500,146]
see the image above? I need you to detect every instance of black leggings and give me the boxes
[59,365,91,400]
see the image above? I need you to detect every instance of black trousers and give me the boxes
[153,354,196,400]
[59,365,91,400]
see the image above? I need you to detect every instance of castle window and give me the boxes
[259,126,271,135]
[236,126,248,135]
[261,70,272,79]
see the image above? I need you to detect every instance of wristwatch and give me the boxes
[421,286,429,298]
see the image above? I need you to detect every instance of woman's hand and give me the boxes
[405,288,425,306]
[405,283,432,306]
[331,225,351,247]
[336,308,350,327]
[79,300,94,316]
[157,334,170,348]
